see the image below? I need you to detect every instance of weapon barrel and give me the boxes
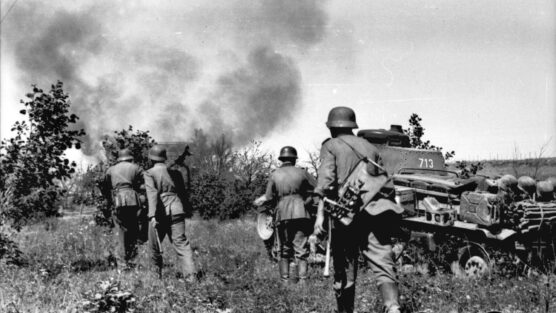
[323,215,332,277]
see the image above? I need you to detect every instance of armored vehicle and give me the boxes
[358,125,556,276]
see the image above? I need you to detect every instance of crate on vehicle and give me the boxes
[422,197,455,226]
[395,186,416,213]
[460,191,501,226]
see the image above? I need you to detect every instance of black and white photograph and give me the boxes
[0,1,555,312]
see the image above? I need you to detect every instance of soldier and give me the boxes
[254,146,316,285]
[313,107,403,313]
[169,146,193,217]
[144,145,198,281]
[104,148,144,269]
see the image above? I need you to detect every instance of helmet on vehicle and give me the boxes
[546,176,556,190]
[497,174,518,191]
[148,145,167,161]
[325,106,358,129]
[117,148,133,162]
[278,146,298,161]
[536,181,554,201]
[517,176,536,195]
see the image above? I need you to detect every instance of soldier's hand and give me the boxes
[253,195,268,207]
[314,214,325,235]
[150,217,159,228]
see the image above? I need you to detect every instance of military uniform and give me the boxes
[104,158,144,267]
[144,161,197,279]
[265,162,316,282]
[315,106,402,313]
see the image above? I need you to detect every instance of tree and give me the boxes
[404,113,455,161]
[0,82,85,230]
[187,132,274,219]
[101,126,157,169]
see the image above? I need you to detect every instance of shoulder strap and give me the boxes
[337,137,387,173]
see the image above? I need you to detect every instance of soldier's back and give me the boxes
[109,161,143,189]
[272,166,308,196]
[324,134,380,183]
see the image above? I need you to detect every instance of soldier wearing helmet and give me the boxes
[497,174,519,204]
[144,145,198,281]
[103,148,144,269]
[536,181,554,202]
[254,146,316,285]
[517,176,537,199]
[313,107,402,313]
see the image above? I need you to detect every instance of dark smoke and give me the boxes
[202,46,301,144]
[13,10,103,85]
[4,0,329,153]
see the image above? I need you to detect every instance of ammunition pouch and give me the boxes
[112,188,141,209]
[324,158,402,226]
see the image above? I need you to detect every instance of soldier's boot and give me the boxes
[334,285,355,313]
[297,259,308,286]
[279,259,290,286]
[379,282,401,313]
[289,262,298,284]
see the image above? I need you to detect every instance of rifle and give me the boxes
[170,145,191,167]
[321,199,332,277]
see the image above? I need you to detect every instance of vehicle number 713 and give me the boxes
[419,158,434,168]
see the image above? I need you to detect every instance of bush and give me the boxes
[188,132,273,219]
[0,82,84,230]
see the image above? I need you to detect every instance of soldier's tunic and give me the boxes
[104,161,144,265]
[264,163,316,260]
[144,163,197,277]
[316,134,399,292]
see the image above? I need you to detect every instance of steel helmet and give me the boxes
[148,145,167,161]
[497,174,518,191]
[517,176,536,195]
[536,181,554,201]
[546,176,556,190]
[325,106,358,129]
[117,148,133,162]
[278,146,298,161]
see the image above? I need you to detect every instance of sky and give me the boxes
[1,0,555,164]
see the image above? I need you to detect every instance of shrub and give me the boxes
[188,132,273,220]
[0,82,84,230]
[82,279,138,313]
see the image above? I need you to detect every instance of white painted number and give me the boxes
[418,158,434,168]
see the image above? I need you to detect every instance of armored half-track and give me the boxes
[358,125,556,276]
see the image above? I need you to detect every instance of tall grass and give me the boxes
[1,215,555,312]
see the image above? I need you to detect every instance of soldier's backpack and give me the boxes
[323,138,403,225]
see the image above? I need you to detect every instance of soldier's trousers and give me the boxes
[112,205,141,264]
[149,213,197,277]
[331,211,398,293]
[277,218,312,261]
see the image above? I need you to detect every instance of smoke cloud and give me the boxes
[2,0,329,152]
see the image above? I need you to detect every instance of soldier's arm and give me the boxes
[315,143,336,197]
[134,164,145,191]
[375,151,395,200]
[101,168,113,201]
[254,177,275,208]
[143,171,158,219]
[263,175,276,203]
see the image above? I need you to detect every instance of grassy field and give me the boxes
[1,213,555,313]
[448,157,556,180]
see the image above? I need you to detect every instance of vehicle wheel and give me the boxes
[464,255,489,277]
[458,242,491,278]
